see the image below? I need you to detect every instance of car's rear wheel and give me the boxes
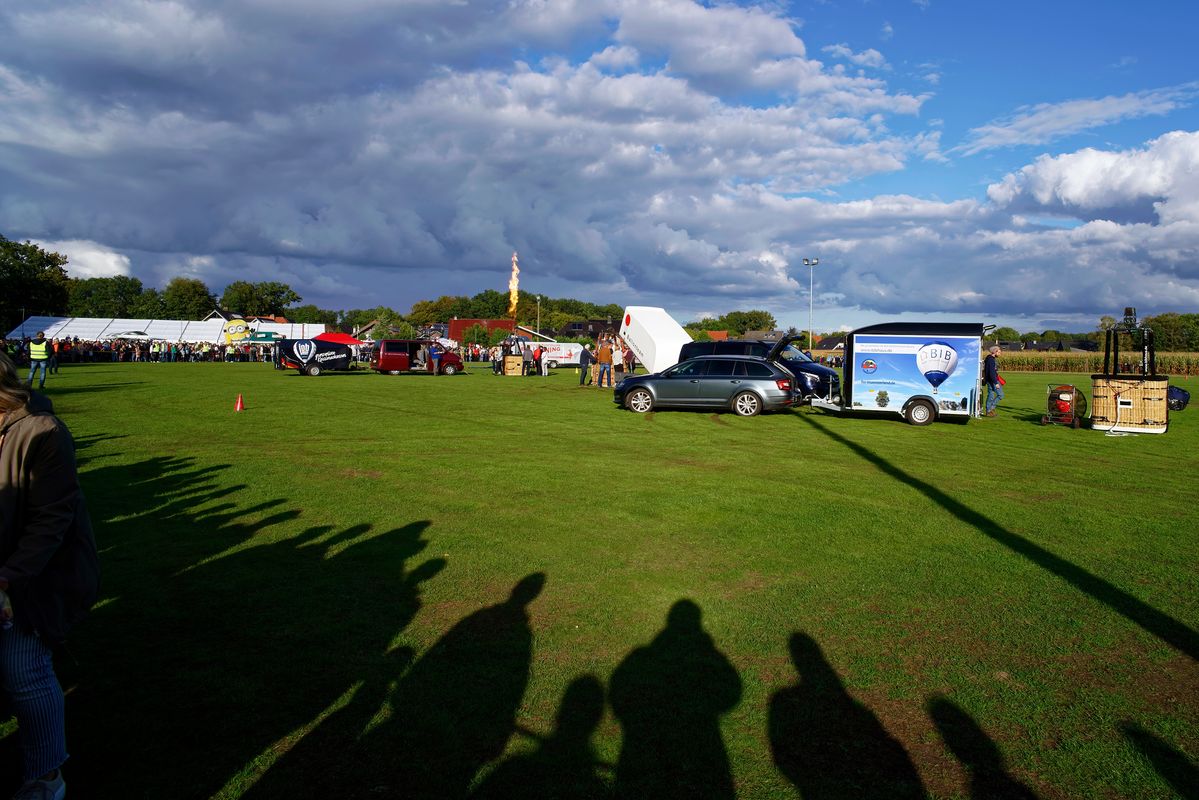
[732,391,761,417]
[626,388,654,413]
[442,364,458,376]
[905,399,935,426]
[388,370,401,375]
[306,364,321,377]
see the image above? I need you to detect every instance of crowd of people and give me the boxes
[4,331,644,390]
[481,333,639,383]
[3,335,275,370]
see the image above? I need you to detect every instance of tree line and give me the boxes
[5,235,1197,349]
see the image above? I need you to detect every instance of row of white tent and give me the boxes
[5,316,327,344]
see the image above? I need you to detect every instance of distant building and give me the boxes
[555,319,618,339]
[1025,340,1065,352]
[448,318,516,342]
[815,336,846,350]
[743,330,786,341]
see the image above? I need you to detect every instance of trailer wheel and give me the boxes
[306,364,322,377]
[904,399,934,426]
[732,391,761,417]
[626,389,654,413]
[546,360,558,369]
[1041,415,1050,425]
[442,364,458,376]
[1071,416,1082,429]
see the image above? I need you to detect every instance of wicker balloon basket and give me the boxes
[1090,376,1168,434]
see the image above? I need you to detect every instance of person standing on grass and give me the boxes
[578,345,595,386]
[984,345,1004,417]
[596,339,613,388]
[25,334,51,392]
[0,351,100,800]
[429,339,443,375]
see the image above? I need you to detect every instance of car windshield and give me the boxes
[775,344,814,363]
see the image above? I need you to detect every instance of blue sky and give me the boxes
[2,0,1197,333]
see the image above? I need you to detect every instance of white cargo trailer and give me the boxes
[618,306,694,375]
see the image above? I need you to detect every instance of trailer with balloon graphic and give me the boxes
[810,322,985,425]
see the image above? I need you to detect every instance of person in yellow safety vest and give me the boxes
[26,332,51,390]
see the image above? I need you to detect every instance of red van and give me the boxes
[369,339,464,375]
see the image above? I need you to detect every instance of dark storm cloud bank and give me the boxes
[2,1,1199,319]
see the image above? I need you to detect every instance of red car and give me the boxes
[369,339,463,375]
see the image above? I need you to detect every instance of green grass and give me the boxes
[29,363,1199,798]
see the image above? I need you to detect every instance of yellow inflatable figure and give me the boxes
[224,318,251,344]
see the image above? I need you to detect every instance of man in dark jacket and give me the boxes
[578,345,596,386]
[0,351,100,799]
[983,346,1003,417]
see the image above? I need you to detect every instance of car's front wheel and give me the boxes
[732,391,761,417]
[442,364,458,375]
[626,388,654,413]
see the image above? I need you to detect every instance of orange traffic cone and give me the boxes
[234,394,245,412]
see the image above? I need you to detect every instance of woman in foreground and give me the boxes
[0,352,99,799]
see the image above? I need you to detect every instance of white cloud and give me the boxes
[36,240,132,278]
[957,84,1199,155]
[986,130,1199,225]
[880,21,893,40]
[822,44,887,69]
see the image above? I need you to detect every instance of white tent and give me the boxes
[5,316,326,343]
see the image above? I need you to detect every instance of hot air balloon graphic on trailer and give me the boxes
[915,341,958,394]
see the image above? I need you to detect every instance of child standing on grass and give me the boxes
[0,351,100,800]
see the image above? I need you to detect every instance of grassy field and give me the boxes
[13,362,1198,799]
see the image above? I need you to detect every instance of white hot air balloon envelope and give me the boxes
[916,342,958,393]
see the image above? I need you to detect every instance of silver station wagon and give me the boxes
[613,355,800,416]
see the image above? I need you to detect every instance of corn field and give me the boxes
[994,351,1199,376]
[812,350,1199,376]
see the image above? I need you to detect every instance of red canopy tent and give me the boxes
[314,332,366,346]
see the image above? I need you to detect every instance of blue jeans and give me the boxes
[598,363,612,387]
[986,382,1004,413]
[26,360,48,388]
[0,625,67,780]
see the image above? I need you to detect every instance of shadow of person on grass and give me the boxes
[345,572,547,799]
[471,674,609,800]
[1120,722,1199,800]
[610,599,741,800]
[54,455,445,800]
[928,696,1038,800]
[769,632,926,800]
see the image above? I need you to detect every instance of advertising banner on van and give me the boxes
[849,334,980,416]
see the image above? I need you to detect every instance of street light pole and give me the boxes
[803,258,819,352]
[536,296,541,337]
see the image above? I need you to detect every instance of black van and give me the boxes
[679,337,841,401]
[275,339,354,376]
